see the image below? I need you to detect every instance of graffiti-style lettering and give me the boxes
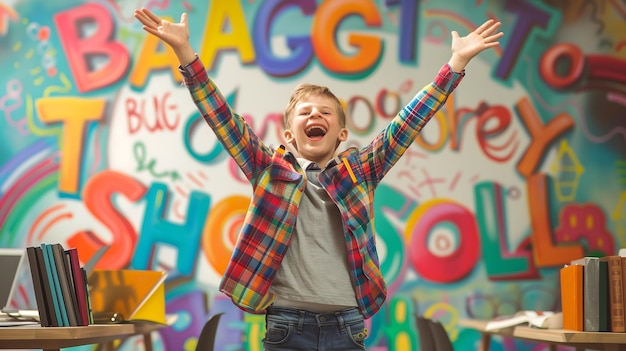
[69,170,146,268]
[160,291,210,350]
[527,174,584,266]
[540,42,626,90]
[539,43,584,89]
[346,95,375,135]
[184,111,226,164]
[475,103,519,163]
[125,93,181,134]
[555,203,614,256]
[373,184,413,294]
[384,297,418,350]
[54,3,130,92]
[405,199,480,283]
[498,0,552,80]
[202,195,249,275]
[312,0,382,74]
[253,0,316,77]
[130,24,183,89]
[384,0,420,64]
[132,182,211,275]
[133,141,181,181]
[475,181,538,280]
[515,97,574,177]
[36,97,107,194]
[200,1,256,73]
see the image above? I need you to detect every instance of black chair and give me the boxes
[416,315,437,350]
[416,315,454,351]
[428,318,454,351]
[195,313,224,351]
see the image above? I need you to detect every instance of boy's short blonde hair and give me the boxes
[284,83,346,128]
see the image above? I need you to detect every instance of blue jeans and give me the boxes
[263,306,367,351]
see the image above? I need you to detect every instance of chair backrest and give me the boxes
[428,319,454,351]
[415,315,437,350]
[195,313,224,351]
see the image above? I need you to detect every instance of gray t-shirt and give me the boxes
[269,160,358,312]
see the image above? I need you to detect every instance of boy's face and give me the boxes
[283,94,348,166]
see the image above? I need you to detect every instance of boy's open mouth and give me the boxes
[305,125,327,139]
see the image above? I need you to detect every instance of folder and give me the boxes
[87,270,166,324]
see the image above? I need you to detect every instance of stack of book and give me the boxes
[561,255,626,332]
[26,243,92,327]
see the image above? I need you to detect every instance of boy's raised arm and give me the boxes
[447,19,503,72]
[134,8,197,66]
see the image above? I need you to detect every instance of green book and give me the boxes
[599,259,610,331]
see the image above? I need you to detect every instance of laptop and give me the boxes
[0,248,40,320]
[0,248,29,311]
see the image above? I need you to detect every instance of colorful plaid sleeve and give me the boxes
[362,63,464,182]
[180,56,273,182]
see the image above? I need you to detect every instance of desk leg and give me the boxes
[144,332,153,351]
[93,340,115,351]
[104,341,115,351]
[479,333,491,351]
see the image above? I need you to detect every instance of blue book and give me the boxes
[40,243,63,326]
[42,243,69,326]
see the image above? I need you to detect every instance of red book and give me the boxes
[66,248,90,326]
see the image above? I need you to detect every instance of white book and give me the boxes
[485,311,562,330]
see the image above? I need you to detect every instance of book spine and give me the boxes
[607,256,625,332]
[67,248,90,325]
[41,243,65,326]
[560,264,584,331]
[34,247,58,327]
[51,244,79,326]
[599,259,610,331]
[572,257,600,332]
[82,268,94,324]
[585,258,600,332]
[26,247,50,327]
[621,257,626,333]
[61,248,82,326]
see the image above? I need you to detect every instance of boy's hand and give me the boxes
[134,8,196,65]
[448,19,503,72]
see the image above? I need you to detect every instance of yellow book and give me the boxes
[87,269,166,324]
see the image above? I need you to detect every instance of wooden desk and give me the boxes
[460,319,626,351]
[0,322,166,351]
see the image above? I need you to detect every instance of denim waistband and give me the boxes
[266,306,363,327]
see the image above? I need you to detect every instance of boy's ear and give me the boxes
[284,129,295,145]
[338,127,348,142]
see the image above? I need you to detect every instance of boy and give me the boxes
[134,8,503,350]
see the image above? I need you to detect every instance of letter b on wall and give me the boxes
[54,3,130,93]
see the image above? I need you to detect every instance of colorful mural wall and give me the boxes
[1,0,625,350]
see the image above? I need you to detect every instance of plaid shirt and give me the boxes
[180,58,464,319]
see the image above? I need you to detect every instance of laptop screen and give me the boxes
[0,248,26,310]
